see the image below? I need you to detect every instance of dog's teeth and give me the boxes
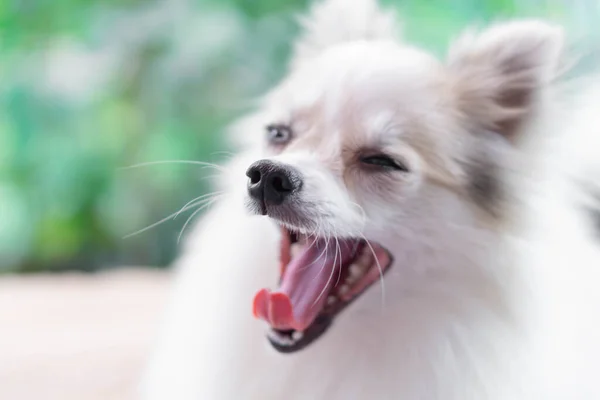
[357,248,373,267]
[268,330,294,346]
[327,296,337,305]
[349,264,364,278]
[338,285,349,295]
[290,244,302,258]
[292,331,304,341]
[346,264,363,285]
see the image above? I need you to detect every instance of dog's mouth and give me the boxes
[252,227,393,353]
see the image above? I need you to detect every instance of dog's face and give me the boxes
[242,0,563,353]
[248,42,458,240]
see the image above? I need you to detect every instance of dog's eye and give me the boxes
[360,154,409,172]
[266,124,293,146]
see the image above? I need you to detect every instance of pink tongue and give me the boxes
[253,238,356,331]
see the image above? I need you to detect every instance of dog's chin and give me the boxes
[248,200,394,353]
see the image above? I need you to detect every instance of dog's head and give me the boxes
[241,0,563,352]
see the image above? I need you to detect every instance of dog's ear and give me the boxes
[448,21,564,139]
[291,0,401,68]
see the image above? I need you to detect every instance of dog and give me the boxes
[141,0,600,398]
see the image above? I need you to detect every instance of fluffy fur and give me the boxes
[141,1,600,398]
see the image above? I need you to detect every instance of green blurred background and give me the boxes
[1,0,598,273]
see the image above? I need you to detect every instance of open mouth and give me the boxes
[252,227,393,353]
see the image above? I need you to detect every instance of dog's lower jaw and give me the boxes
[139,195,549,400]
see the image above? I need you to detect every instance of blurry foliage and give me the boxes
[0,0,597,273]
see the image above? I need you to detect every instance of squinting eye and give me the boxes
[266,124,293,146]
[360,154,409,172]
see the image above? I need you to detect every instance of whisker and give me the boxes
[304,234,328,270]
[350,201,367,225]
[123,194,224,239]
[210,151,236,159]
[174,191,224,220]
[309,234,331,272]
[198,174,221,184]
[299,217,327,271]
[361,234,386,311]
[335,239,343,287]
[330,238,339,279]
[306,218,322,252]
[177,208,206,244]
[314,236,339,306]
[177,195,224,244]
[119,160,227,172]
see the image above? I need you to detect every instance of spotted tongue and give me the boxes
[253,238,356,331]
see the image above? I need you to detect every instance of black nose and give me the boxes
[246,160,302,207]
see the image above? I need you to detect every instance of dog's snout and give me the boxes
[246,160,302,207]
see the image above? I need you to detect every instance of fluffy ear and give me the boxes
[448,21,564,138]
[291,0,401,68]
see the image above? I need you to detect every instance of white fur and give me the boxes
[141,1,600,399]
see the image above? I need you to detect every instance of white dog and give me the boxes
[141,0,600,398]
